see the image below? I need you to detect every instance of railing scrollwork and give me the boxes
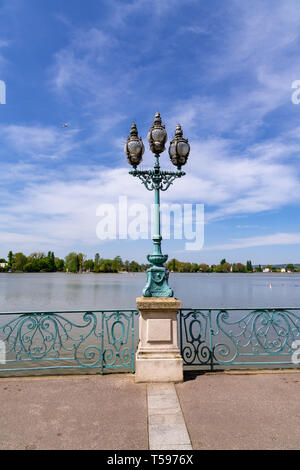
[0,309,139,375]
[179,308,300,370]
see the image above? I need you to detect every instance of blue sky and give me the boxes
[1,0,300,264]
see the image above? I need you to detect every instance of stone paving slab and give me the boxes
[176,372,300,450]
[147,384,192,450]
[0,374,148,450]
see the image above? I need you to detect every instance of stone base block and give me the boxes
[135,296,184,383]
[135,353,183,383]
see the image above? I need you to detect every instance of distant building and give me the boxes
[263,268,270,273]
[281,268,286,273]
[0,263,7,268]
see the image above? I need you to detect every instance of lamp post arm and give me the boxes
[129,169,185,191]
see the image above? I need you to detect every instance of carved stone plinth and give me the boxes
[135,297,183,383]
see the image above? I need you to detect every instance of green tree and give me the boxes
[233,263,246,273]
[12,253,28,271]
[286,264,295,272]
[198,263,210,272]
[94,253,100,272]
[38,258,52,272]
[190,263,199,272]
[55,257,65,271]
[112,256,123,272]
[220,258,227,265]
[167,258,181,272]
[8,251,13,269]
[179,262,192,273]
[84,259,94,271]
[128,261,141,272]
[65,252,79,273]
[246,260,253,272]
[77,253,86,273]
[215,262,231,273]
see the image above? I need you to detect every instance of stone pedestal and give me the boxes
[135,297,183,383]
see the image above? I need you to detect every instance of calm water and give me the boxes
[0,272,299,311]
[0,272,299,374]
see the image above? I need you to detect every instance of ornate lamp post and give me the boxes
[125,113,190,383]
[125,112,190,297]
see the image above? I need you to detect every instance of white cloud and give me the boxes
[206,232,300,251]
[0,125,80,160]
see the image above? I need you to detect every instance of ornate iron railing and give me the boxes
[179,308,300,370]
[2,307,299,375]
[0,309,139,375]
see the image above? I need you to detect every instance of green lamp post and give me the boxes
[125,112,190,297]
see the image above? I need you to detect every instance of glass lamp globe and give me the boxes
[147,112,168,154]
[124,123,145,168]
[169,124,190,169]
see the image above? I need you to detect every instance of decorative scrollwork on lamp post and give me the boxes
[125,112,190,297]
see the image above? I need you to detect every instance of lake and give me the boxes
[0,272,299,312]
[0,272,299,374]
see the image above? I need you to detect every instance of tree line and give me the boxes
[0,252,298,274]
[166,259,299,273]
[0,251,149,273]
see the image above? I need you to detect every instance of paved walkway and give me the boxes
[0,371,299,450]
[0,374,148,450]
[176,371,300,450]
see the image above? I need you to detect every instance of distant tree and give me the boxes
[77,253,86,274]
[246,260,253,272]
[65,252,79,273]
[55,257,65,271]
[167,258,180,272]
[84,259,94,271]
[128,261,141,272]
[215,262,231,273]
[47,251,56,271]
[112,256,123,272]
[23,262,39,272]
[286,264,295,272]
[30,252,46,260]
[94,253,100,271]
[12,253,28,271]
[180,262,192,273]
[198,263,210,272]
[233,263,246,273]
[220,259,227,265]
[8,251,13,269]
[190,263,199,273]
[37,258,53,272]
[98,259,116,272]
[256,264,263,272]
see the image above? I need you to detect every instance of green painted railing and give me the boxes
[0,310,139,375]
[179,308,300,371]
[1,307,299,376]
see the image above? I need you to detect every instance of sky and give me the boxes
[0,0,300,265]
